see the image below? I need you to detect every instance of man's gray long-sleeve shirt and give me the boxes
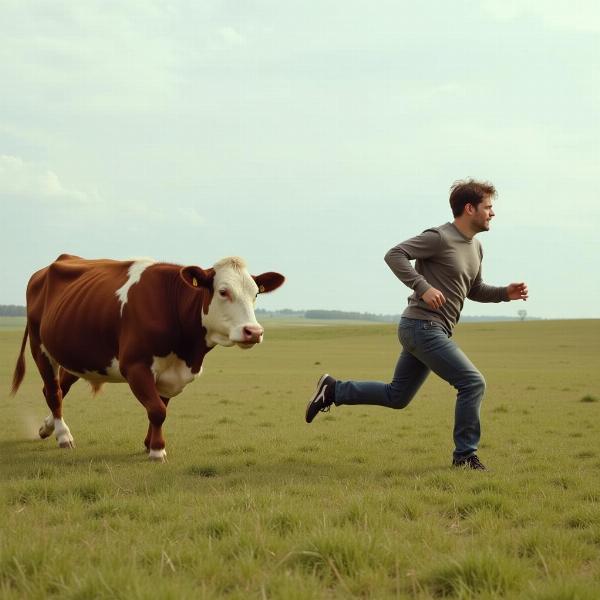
[385,222,508,333]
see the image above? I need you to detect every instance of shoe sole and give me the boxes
[452,460,487,471]
[305,373,330,423]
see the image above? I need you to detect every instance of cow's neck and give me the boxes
[175,278,214,373]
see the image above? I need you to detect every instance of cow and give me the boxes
[11,254,285,461]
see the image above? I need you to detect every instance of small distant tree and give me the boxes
[0,305,26,316]
[518,309,527,322]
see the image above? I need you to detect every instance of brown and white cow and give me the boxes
[11,254,285,461]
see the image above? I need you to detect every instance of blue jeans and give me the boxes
[334,318,486,461]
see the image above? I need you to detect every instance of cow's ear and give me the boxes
[180,266,215,290]
[253,272,285,294]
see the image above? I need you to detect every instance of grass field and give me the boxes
[1,319,599,599]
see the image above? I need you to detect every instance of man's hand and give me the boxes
[422,287,446,310]
[507,282,528,301]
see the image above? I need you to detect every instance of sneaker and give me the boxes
[452,454,487,471]
[305,374,336,423]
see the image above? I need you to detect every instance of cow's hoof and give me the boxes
[39,427,52,439]
[59,440,75,449]
[148,449,167,463]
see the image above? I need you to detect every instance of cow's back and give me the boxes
[28,255,133,374]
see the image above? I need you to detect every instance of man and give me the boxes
[305,179,528,470]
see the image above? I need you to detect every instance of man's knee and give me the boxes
[463,372,486,398]
[455,371,486,402]
[387,384,413,409]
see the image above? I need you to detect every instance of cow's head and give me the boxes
[180,257,285,349]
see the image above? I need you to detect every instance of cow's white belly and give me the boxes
[63,358,126,383]
[151,353,198,398]
[57,354,197,398]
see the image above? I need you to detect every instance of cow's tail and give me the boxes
[11,327,28,396]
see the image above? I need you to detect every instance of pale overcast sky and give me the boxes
[1,1,598,319]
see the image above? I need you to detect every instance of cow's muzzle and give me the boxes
[241,324,264,344]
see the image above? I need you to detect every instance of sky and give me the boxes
[1,0,599,320]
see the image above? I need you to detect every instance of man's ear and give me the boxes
[253,272,285,294]
[180,266,215,290]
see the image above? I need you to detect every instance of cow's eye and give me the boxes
[219,289,228,299]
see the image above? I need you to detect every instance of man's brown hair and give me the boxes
[449,179,496,217]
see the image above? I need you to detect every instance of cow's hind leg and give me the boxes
[38,414,55,439]
[59,368,79,397]
[31,342,75,449]
[38,369,79,439]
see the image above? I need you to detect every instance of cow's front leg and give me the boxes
[126,364,168,462]
[144,396,171,454]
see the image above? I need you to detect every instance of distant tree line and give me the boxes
[304,310,398,322]
[255,308,303,316]
[0,305,26,316]
[255,308,398,322]
[255,308,305,317]
[256,307,538,323]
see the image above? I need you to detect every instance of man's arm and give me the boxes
[384,229,446,308]
[468,267,529,303]
[468,265,509,303]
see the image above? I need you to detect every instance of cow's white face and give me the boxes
[204,260,262,348]
[180,257,284,349]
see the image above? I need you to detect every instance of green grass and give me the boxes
[1,320,599,598]
[0,317,26,330]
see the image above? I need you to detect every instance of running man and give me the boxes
[305,179,528,470]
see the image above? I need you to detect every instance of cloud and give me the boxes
[0,155,90,205]
[0,155,207,229]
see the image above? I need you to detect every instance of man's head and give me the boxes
[450,179,496,235]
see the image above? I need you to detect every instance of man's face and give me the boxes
[471,196,495,232]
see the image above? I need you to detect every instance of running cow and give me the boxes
[11,254,285,461]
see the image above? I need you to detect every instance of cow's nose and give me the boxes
[242,325,264,343]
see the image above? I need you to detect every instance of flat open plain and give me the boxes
[1,318,599,599]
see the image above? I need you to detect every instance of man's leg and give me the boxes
[305,320,431,422]
[334,348,430,409]
[408,323,486,462]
